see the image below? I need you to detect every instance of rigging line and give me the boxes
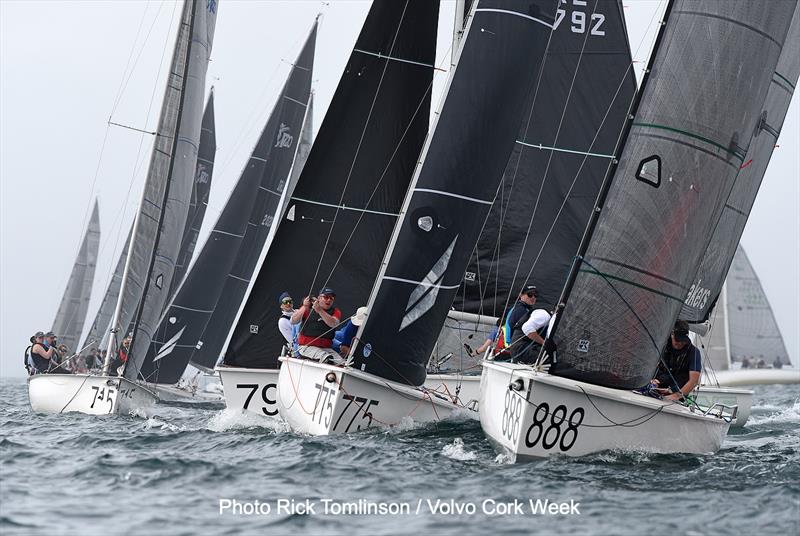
[304,0,412,301]
[510,0,666,312]
[108,121,158,136]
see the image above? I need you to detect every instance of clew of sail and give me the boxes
[114,0,217,381]
[51,200,101,352]
[549,0,798,390]
[222,0,441,370]
[352,0,559,387]
[138,22,317,384]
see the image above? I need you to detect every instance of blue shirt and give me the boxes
[332,320,358,353]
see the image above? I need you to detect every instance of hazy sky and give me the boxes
[1,1,797,378]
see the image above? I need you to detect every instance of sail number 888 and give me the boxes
[555,0,606,36]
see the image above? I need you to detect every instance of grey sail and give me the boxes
[223,0,441,370]
[353,0,559,387]
[454,0,635,318]
[695,284,730,371]
[168,89,217,299]
[114,0,216,381]
[51,200,100,352]
[137,25,316,384]
[681,5,800,323]
[549,0,797,389]
[82,224,132,352]
[726,246,791,366]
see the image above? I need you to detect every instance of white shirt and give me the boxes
[521,309,551,337]
[278,312,294,343]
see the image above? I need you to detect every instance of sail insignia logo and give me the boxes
[275,124,293,148]
[577,339,590,353]
[154,326,187,362]
[685,280,711,310]
[207,0,217,14]
[196,163,209,184]
[399,236,458,331]
[261,213,274,227]
[464,272,476,282]
[250,325,259,334]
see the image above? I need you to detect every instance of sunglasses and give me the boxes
[281,299,293,305]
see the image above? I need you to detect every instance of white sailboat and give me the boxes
[479,0,797,460]
[28,0,217,415]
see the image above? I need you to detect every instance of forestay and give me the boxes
[51,200,100,352]
[139,23,316,384]
[168,90,217,299]
[681,5,800,323]
[352,0,559,386]
[223,0,440,370]
[550,0,797,389]
[454,0,635,318]
[119,0,217,380]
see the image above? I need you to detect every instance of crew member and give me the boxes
[652,320,702,401]
[292,287,342,364]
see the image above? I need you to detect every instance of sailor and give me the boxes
[512,308,552,364]
[277,291,298,350]
[495,285,538,358]
[292,287,343,364]
[471,318,502,357]
[30,331,56,373]
[332,306,367,358]
[23,334,37,374]
[652,320,702,401]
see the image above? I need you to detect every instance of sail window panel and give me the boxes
[635,155,661,188]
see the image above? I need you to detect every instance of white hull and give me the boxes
[153,382,224,404]
[217,366,280,417]
[28,373,157,415]
[712,368,799,386]
[479,361,731,461]
[425,373,480,413]
[278,357,461,435]
[695,385,752,427]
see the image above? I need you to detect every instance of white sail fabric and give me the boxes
[726,246,791,367]
[696,284,730,371]
[114,0,217,380]
[51,200,100,352]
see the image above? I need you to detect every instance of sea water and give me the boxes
[1,378,797,535]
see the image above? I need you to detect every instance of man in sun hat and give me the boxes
[332,306,367,358]
[292,287,343,364]
[650,320,702,401]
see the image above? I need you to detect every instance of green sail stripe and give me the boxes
[631,122,745,162]
[578,268,685,303]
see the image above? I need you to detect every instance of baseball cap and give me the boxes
[318,287,336,297]
[672,320,691,344]
[278,291,292,305]
[522,285,537,298]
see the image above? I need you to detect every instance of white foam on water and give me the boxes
[205,408,288,433]
[441,438,477,461]
[747,399,800,426]
[142,416,183,433]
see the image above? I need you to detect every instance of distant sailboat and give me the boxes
[28,0,218,416]
[50,200,101,355]
[143,21,317,405]
[480,0,796,460]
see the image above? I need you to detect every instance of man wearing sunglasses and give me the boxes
[495,285,539,358]
[278,292,296,346]
[292,287,343,364]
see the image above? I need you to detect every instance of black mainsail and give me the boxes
[454,0,635,318]
[51,200,101,352]
[680,5,800,323]
[548,0,797,389]
[168,90,217,298]
[352,0,559,386]
[223,0,440,369]
[106,0,217,380]
[138,24,316,384]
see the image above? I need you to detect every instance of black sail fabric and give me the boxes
[352,0,559,387]
[726,246,791,366]
[168,90,217,299]
[82,224,132,352]
[223,0,440,369]
[123,0,217,380]
[138,25,316,383]
[51,200,101,352]
[550,0,797,390]
[680,5,800,323]
[453,0,635,318]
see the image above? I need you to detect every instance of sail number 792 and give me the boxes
[555,0,606,36]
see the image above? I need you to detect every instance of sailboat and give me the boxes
[142,21,316,407]
[697,247,798,387]
[479,0,797,460]
[49,200,101,358]
[28,0,217,415]
[269,0,563,435]
[424,0,636,411]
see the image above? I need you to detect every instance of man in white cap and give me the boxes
[333,306,367,358]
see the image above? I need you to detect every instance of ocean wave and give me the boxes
[441,438,477,461]
[205,408,288,433]
[748,400,800,426]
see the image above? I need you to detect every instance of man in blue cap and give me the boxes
[277,291,298,353]
[651,320,702,401]
[291,287,343,364]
